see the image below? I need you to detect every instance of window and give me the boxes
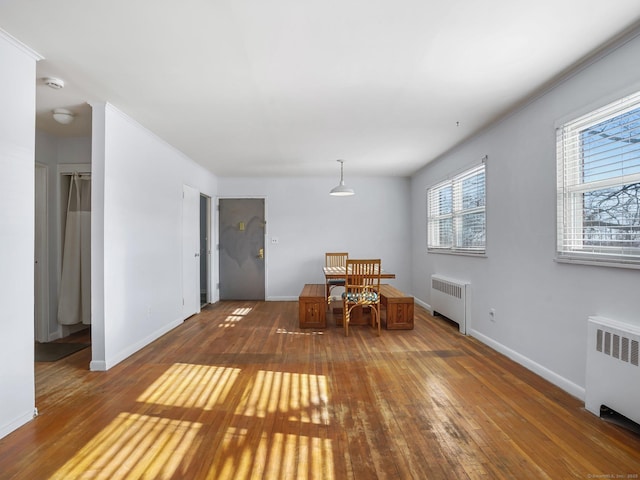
[557,90,640,267]
[427,163,486,254]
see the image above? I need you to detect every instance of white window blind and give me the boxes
[427,163,486,254]
[557,90,640,266]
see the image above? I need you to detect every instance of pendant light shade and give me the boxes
[329,159,355,196]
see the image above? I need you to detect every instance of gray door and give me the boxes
[219,198,265,300]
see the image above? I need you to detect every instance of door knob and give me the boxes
[257,248,264,259]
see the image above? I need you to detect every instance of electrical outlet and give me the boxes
[489,308,496,322]
[271,237,279,244]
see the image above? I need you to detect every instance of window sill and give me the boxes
[555,255,640,270]
[428,249,487,258]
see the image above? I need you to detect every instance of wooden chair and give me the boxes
[325,252,348,306]
[342,259,382,337]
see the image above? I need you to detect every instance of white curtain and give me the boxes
[58,173,91,325]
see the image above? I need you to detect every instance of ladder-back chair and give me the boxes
[325,252,348,306]
[342,259,382,337]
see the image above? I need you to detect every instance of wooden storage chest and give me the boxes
[380,284,414,330]
[299,284,326,328]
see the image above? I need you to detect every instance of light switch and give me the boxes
[271,237,279,244]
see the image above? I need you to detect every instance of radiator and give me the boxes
[585,316,640,424]
[430,274,469,334]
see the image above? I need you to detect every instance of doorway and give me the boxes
[183,187,211,315]
[34,164,93,343]
[34,164,49,343]
[57,170,92,334]
[200,194,211,306]
[218,198,266,300]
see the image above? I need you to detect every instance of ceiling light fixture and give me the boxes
[329,159,355,196]
[52,108,75,125]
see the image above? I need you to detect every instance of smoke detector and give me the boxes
[43,77,65,89]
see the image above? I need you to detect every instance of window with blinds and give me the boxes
[427,163,486,254]
[557,90,640,266]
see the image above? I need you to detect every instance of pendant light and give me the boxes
[329,159,355,196]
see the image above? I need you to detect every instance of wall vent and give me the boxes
[595,327,639,365]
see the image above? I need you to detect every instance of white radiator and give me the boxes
[430,274,469,334]
[586,316,640,424]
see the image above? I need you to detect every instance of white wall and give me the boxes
[411,33,640,399]
[0,32,40,438]
[90,103,218,370]
[218,176,411,299]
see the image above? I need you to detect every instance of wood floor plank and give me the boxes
[1,301,639,479]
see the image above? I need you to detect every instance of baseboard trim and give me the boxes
[414,297,432,314]
[0,410,34,440]
[90,318,184,372]
[469,328,585,401]
[89,360,107,371]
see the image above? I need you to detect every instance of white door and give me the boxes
[182,184,200,318]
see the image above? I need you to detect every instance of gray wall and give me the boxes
[218,176,412,299]
[410,32,640,399]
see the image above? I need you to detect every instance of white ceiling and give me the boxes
[1,0,639,177]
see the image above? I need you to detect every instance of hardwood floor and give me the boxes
[1,302,639,479]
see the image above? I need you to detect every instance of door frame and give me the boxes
[200,193,211,306]
[57,163,92,338]
[216,196,268,301]
[34,163,49,343]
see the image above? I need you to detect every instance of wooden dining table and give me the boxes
[322,265,396,282]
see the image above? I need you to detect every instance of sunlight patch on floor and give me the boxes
[276,328,325,336]
[219,307,253,328]
[216,428,335,480]
[137,363,241,410]
[51,336,337,479]
[235,370,330,425]
[50,413,201,480]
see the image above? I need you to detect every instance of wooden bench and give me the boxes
[299,284,326,328]
[379,284,414,330]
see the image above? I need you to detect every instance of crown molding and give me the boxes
[0,27,43,61]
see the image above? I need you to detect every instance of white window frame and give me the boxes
[556,90,640,268]
[427,162,486,255]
